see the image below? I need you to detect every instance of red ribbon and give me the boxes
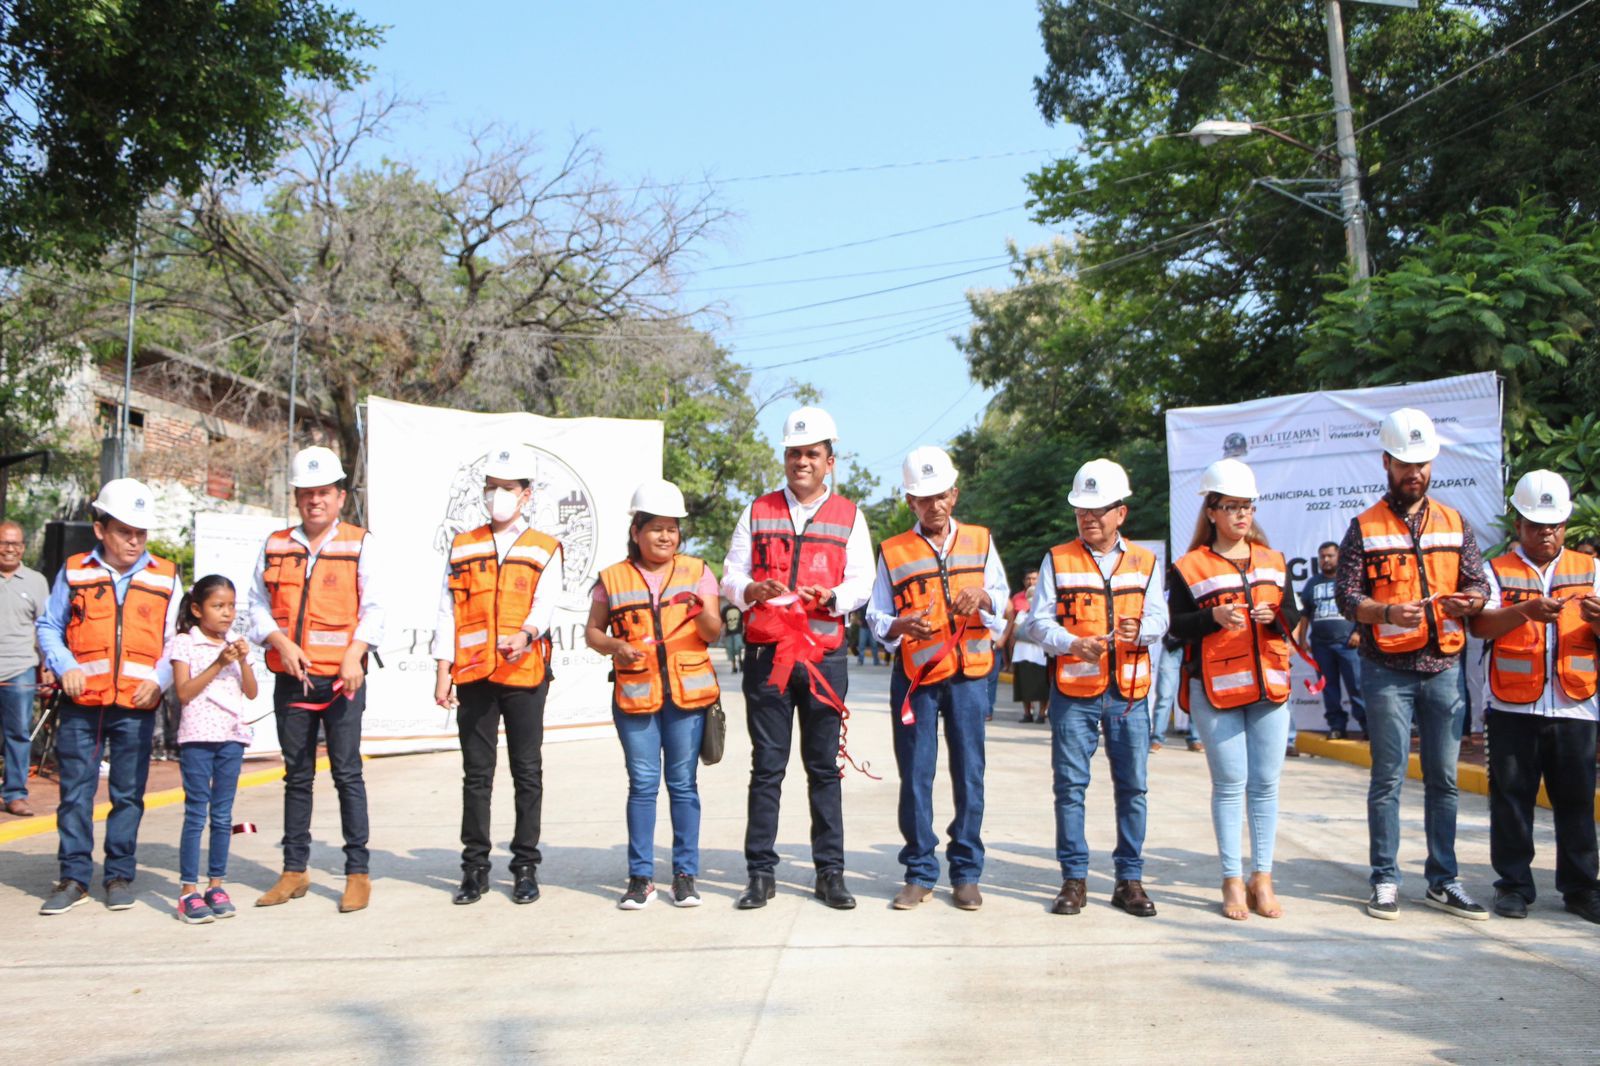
[232,822,258,835]
[1271,604,1326,694]
[755,598,879,780]
[287,680,346,711]
[897,621,984,726]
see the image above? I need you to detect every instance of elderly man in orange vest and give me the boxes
[1335,408,1491,922]
[721,406,874,910]
[1025,459,1167,919]
[248,446,384,913]
[36,479,181,915]
[867,447,1008,911]
[431,444,563,907]
[1470,470,1600,924]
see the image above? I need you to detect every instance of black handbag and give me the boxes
[700,700,726,766]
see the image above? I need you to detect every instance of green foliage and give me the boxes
[1303,199,1600,435]
[1519,413,1600,542]
[0,0,379,268]
[147,537,194,583]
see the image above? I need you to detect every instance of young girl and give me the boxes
[168,574,257,924]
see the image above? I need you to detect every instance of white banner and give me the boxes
[1165,372,1503,729]
[191,511,288,756]
[364,396,663,754]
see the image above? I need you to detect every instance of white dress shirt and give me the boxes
[1480,547,1600,721]
[865,519,1010,652]
[1025,536,1169,655]
[428,523,564,661]
[720,485,874,616]
[247,524,385,650]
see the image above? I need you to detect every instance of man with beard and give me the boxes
[1336,409,1490,922]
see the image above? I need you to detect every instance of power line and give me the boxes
[705,204,1032,272]
[1084,0,1255,71]
[741,262,1016,321]
[864,381,981,470]
[610,148,1061,193]
[669,254,1014,294]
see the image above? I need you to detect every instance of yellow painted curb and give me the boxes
[1294,731,1600,822]
[0,756,331,846]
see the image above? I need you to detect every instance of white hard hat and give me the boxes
[1069,458,1132,509]
[1378,408,1440,464]
[484,444,536,481]
[289,446,347,488]
[1198,458,1259,500]
[781,406,838,449]
[91,478,157,530]
[629,478,688,519]
[901,446,958,497]
[1510,469,1572,524]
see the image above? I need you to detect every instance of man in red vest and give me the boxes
[721,407,874,910]
[431,443,563,906]
[248,446,384,913]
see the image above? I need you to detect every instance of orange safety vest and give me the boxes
[1487,550,1599,704]
[1355,499,1467,655]
[599,556,720,714]
[880,523,995,685]
[63,552,178,709]
[1172,544,1292,711]
[262,522,367,677]
[447,525,560,688]
[1047,539,1154,699]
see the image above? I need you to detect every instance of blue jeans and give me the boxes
[985,655,1000,718]
[1147,645,1196,744]
[1364,658,1463,889]
[1190,692,1291,879]
[178,741,245,883]
[613,703,705,878]
[0,673,35,802]
[1311,640,1365,733]
[1048,689,1150,880]
[55,704,155,888]
[889,669,987,887]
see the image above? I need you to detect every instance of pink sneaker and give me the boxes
[177,893,215,925]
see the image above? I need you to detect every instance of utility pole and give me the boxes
[1324,0,1371,280]
[118,220,141,477]
[286,306,301,517]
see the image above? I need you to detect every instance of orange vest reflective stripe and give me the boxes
[63,552,178,709]
[1172,545,1292,710]
[1487,550,1598,704]
[448,525,559,688]
[262,522,366,677]
[600,556,720,714]
[1356,499,1467,655]
[880,524,995,685]
[1047,540,1154,699]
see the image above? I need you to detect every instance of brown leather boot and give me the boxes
[256,870,310,907]
[339,873,371,913]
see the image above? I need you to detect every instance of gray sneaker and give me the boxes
[105,879,137,911]
[39,880,90,916]
[1367,881,1400,920]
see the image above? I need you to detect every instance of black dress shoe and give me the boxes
[453,867,489,906]
[736,873,776,909]
[1564,892,1600,925]
[511,866,540,904]
[813,870,856,910]
[1493,889,1528,919]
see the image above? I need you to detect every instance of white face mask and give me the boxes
[484,488,523,523]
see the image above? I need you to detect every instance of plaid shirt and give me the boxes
[1335,495,1490,675]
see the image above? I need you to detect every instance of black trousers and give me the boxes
[273,674,369,875]
[458,678,548,871]
[742,641,848,876]
[1487,709,1599,903]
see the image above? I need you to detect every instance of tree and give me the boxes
[0,0,378,269]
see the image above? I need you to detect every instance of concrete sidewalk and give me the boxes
[2,660,1596,1064]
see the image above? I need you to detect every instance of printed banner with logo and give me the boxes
[1165,372,1504,730]
[358,397,663,753]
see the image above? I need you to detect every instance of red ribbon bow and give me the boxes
[756,597,879,780]
[1271,604,1326,694]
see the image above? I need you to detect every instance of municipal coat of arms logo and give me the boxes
[434,446,598,611]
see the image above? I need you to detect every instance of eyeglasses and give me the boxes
[0,542,22,550]
[1074,503,1123,519]
[1212,502,1256,515]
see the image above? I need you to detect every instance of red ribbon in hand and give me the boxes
[287,680,346,711]
[897,621,985,726]
[755,597,879,780]
[1271,604,1326,694]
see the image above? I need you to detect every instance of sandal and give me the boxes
[1221,877,1249,921]
[1246,873,1283,919]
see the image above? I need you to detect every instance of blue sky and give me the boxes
[347,1,1072,497]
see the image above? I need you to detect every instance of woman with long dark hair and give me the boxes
[1168,459,1299,921]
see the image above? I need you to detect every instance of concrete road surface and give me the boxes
[3,660,1596,1064]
